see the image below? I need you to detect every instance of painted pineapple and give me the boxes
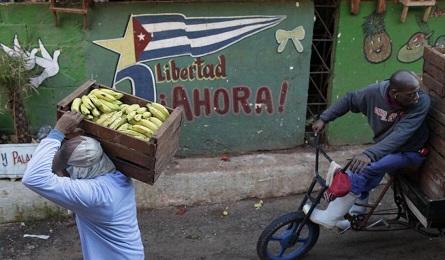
[362,11,392,63]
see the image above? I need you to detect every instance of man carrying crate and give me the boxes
[22,110,145,260]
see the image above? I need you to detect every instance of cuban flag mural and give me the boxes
[94,14,286,101]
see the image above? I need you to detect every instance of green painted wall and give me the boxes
[0,2,314,156]
[328,1,445,145]
[5,1,442,155]
[0,3,87,140]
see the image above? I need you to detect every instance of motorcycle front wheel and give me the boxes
[257,211,320,260]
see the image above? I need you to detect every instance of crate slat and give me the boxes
[423,72,445,97]
[423,46,445,69]
[423,61,445,85]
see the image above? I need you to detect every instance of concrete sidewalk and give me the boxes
[0,144,368,224]
[2,184,444,260]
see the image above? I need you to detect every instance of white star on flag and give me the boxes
[137,33,145,41]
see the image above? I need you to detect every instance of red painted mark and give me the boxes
[278,81,289,113]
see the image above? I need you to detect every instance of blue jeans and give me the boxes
[347,151,425,199]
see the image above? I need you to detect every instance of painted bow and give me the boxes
[275,26,305,53]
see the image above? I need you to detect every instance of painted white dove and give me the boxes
[0,34,38,70]
[30,39,61,88]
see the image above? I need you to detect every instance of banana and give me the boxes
[99,88,125,99]
[134,114,142,122]
[71,98,82,112]
[117,123,130,131]
[96,111,116,125]
[91,108,101,117]
[149,117,163,128]
[128,118,141,126]
[112,100,123,106]
[99,99,121,111]
[93,89,117,102]
[109,116,127,130]
[97,102,112,113]
[136,107,148,114]
[125,104,141,114]
[132,125,154,138]
[84,114,94,120]
[81,95,96,110]
[88,94,104,109]
[102,111,123,127]
[80,103,91,115]
[120,104,129,111]
[140,119,159,132]
[142,112,152,119]
[150,102,170,118]
[120,129,150,141]
[126,110,137,121]
[147,106,167,122]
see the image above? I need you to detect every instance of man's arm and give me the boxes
[318,89,367,123]
[22,111,91,210]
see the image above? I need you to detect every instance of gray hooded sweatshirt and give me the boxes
[319,80,430,162]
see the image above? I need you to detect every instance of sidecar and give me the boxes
[397,175,445,229]
[404,45,445,230]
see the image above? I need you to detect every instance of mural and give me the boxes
[0,35,38,70]
[93,14,287,104]
[361,12,392,63]
[87,5,314,155]
[397,16,434,63]
[30,40,61,88]
[360,11,445,65]
[0,35,61,88]
[275,26,305,53]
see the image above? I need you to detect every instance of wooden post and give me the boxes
[376,0,386,14]
[49,0,92,29]
[350,0,360,15]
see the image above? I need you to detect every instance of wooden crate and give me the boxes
[423,46,445,70]
[423,46,445,97]
[420,46,445,198]
[56,80,183,185]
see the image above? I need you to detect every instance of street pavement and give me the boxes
[1,184,444,260]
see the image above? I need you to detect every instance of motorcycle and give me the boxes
[257,135,445,260]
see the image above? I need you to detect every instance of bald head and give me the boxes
[389,70,421,107]
[389,70,419,92]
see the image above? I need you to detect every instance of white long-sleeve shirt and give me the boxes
[22,130,144,260]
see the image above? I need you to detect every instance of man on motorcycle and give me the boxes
[304,69,430,229]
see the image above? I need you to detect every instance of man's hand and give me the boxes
[312,119,326,136]
[55,110,84,135]
[348,153,371,174]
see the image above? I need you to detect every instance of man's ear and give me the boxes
[389,88,398,96]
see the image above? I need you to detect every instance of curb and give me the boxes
[0,145,368,223]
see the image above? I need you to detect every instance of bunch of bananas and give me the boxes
[70,88,170,141]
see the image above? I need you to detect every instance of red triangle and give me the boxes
[133,17,152,62]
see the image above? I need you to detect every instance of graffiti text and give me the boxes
[160,81,289,121]
[155,55,227,83]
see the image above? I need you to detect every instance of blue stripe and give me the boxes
[150,19,280,42]
[134,14,284,61]
[140,25,266,60]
